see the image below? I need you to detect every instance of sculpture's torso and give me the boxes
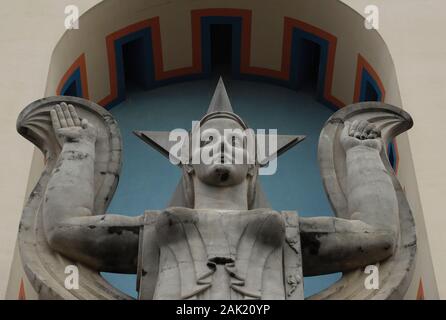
[137,207,303,300]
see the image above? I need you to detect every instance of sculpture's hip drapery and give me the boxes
[138,208,304,300]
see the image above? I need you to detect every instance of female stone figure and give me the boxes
[19,80,416,299]
[18,81,415,299]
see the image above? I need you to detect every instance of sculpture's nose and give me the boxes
[220,142,225,163]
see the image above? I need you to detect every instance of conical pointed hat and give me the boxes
[134,77,305,165]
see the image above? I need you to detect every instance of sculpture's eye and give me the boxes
[230,135,243,148]
[200,135,213,147]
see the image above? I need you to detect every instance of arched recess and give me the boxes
[35,0,413,299]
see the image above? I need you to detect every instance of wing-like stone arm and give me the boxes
[302,120,398,276]
[300,217,394,276]
[46,214,142,274]
[43,103,141,273]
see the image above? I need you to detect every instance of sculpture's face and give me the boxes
[190,117,254,187]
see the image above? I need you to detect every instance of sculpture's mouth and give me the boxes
[215,167,230,182]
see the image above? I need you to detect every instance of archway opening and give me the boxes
[296,38,321,93]
[122,37,151,91]
[63,81,79,97]
[210,24,233,75]
[364,81,379,101]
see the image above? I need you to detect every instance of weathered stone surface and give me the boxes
[17,81,416,300]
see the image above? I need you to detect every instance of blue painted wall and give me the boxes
[102,78,341,298]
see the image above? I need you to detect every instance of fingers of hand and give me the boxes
[50,109,61,130]
[368,131,378,139]
[349,120,360,136]
[361,123,374,139]
[61,102,75,127]
[53,102,83,130]
[355,120,368,139]
[68,104,81,126]
[54,104,68,128]
[342,121,351,136]
[347,119,380,140]
[81,118,89,129]
[366,123,380,139]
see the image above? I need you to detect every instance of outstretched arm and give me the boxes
[43,103,141,273]
[301,120,398,276]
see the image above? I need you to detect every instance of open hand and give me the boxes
[50,102,97,146]
[340,120,382,151]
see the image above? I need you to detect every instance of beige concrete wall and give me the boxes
[342,0,445,299]
[0,0,101,299]
[5,149,44,300]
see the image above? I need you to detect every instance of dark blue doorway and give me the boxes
[122,37,152,90]
[296,39,321,92]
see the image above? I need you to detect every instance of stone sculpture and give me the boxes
[17,79,416,299]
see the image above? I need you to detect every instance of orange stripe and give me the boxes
[352,54,398,172]
[67,10,346,109]
[416,278,425,300]
[99,20,155,106]
[18,278,26,300]
[56,53,89,99]
[353,54,386,103]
